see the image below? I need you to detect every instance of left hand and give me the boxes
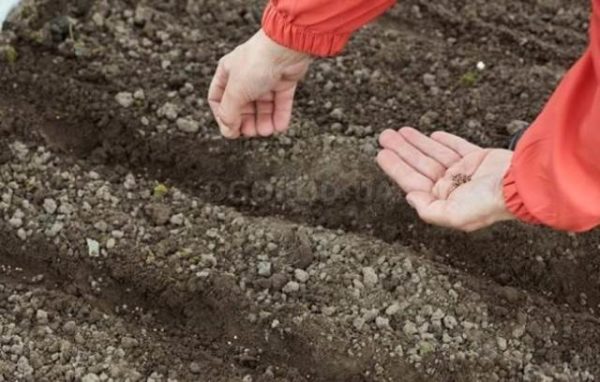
[377,127,515,232]
[207,30,312,139]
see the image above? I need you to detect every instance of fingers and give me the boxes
[212,115,238,138]
[376,149,434,193]
[430,131,480,156]
[432,151,487,199]
[207,60,227,107]
[431,161,465,201]
[208,59,297,139]
[272,85,296,133]
[208,60,244,139]
[379,129,446,181]
[209,58,261,139]
[432,174,456,201]
[208,62,231,137]
[218,78,246,136]
[397,127,462,168]
[241,113,258,137]
[243,85,296,137]
[256,94,275,137]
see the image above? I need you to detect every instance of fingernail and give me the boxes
[216,117,232,136]
[219,124,230,136]
[406,196,415,208]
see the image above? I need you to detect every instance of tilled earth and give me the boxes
[0,0,599,381]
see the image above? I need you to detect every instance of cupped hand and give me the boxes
[208,29,312,139]
[377,127,515,232]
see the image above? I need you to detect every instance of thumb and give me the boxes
[217,80,247,137]
[406,191,447,226]
[406,191,435,210]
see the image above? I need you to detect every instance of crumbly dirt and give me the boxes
[0,0,599,381]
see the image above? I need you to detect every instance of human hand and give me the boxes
[377,127,515,232]
[208,29,312,139]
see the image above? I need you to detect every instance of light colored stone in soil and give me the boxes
[257,261,272,277]
[294,269,309,283]
[82,373,101,382]
[170,213,184,225]
[353,316,366,331]
[176,117,200,133]
[443,315,458,329]
[36,309,48,324]
[43,198,57,214]
[385,302,400,316]
[45,222,64,237]
[63,321,77,334]
[8,217,23,228]
[115,92,134,108]
[283,281,300,294]
[157,102,179,121]
[362,267,378,288]
[86,238,100,257]
[497,336,508,351]
[16,356,33,376]
[403,321,418,336]
[133,89,145,100]
[376,316,390,330]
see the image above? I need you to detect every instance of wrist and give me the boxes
[494,173,516,223]
[255,29,313,68]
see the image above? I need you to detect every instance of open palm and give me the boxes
[377,128,514,231]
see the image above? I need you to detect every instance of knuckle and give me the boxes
[430,131,445,140]
[433,163,446,179]
[399,127,414,138]
[378,129,396,145]
[420,158,442,178]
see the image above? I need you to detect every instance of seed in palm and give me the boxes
[452,174,472,188]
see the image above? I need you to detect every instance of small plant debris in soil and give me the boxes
[0,45,17,63]
[459,70,480,87]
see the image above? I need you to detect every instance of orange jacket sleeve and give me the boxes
[503,0,600,232]
[262,0,396,57]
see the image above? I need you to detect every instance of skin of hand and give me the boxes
[0,0,21,30]
[208,29,313,139]
[377,127,516,232]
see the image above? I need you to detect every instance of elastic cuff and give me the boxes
[502,168,542,225]
[261,3,352,57]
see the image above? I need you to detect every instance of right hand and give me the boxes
[377,128,516,232]
[208,30,312,139]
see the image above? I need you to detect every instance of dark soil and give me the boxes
[0,0,599,381]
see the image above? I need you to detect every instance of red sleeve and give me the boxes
[262,0,396,57]
[503,0,600,232]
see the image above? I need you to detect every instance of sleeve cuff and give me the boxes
[261,3,352,57]
[502,167,542,225]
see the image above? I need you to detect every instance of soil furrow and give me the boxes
[2,65,600,324]
[3,133,600,380]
